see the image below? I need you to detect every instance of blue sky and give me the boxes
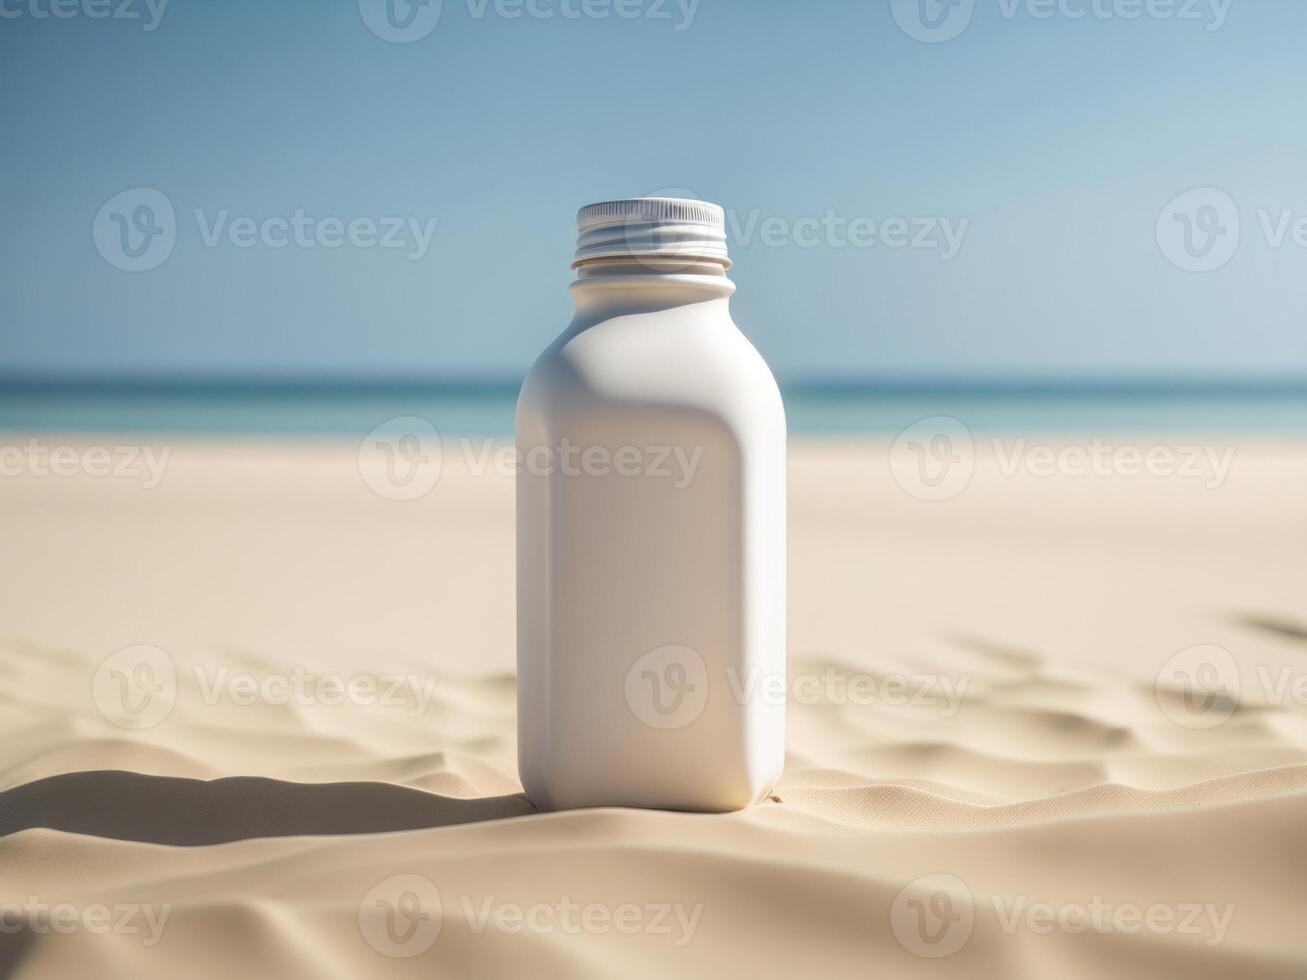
[2,0,1305,380]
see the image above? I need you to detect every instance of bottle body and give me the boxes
[516,253,786,812]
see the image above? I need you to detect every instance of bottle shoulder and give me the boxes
[518,303,783,433]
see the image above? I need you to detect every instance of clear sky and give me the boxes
[2,0,1305,381]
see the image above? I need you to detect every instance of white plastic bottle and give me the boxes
[516,198,786,812]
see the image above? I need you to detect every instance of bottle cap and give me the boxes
[574,197,730,267]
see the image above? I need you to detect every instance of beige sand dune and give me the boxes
[1,437,1305,978]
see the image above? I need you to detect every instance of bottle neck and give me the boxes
[569,257,736,320]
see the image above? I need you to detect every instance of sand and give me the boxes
[1,435,1305,978]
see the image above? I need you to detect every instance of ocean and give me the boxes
[2,380,1306,437]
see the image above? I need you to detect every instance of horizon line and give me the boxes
[3,372,1307,397]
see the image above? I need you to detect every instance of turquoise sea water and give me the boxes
[2,381,1306,437]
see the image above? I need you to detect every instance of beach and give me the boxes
[2,435,1305,978]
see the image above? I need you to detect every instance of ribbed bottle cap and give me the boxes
[573,197,730,268]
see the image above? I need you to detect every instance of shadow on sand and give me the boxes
[0,770,536,845]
